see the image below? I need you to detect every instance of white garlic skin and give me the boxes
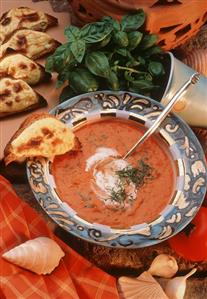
[2,237,65,275]
[148,254,178,278]
[164,268,197,299]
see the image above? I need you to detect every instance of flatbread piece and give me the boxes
[4,112,76,165]
[0,29,61,60]
[0,77,47,118]
[0,48,51,85]
[0,6,58,45]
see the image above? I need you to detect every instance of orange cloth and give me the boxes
[0,175,120,299]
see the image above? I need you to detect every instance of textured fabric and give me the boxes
[0,175,119,299]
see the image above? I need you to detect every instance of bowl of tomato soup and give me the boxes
[52,118,175,228]
[27,91,207,248]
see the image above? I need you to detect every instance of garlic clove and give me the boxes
[148,254,178,278]
[164,268,197,299]
[2,237,65,275]
[118,271,169,299]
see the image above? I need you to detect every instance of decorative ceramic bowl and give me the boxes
[27,91,207,248]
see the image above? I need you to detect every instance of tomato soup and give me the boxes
[52,118,175,228]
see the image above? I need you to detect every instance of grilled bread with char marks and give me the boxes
[0,48,51,85]
[0,7,58,45]
[0,77,47,118]
[4,113,76,165]
[0,29,61,60]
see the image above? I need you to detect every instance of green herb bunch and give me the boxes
[116,159,153,188]
[46,9,165,102]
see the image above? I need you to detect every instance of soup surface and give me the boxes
[52,118,175,228]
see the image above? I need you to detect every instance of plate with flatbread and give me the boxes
[0,0,70,160]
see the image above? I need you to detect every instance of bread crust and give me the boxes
[4,113,56,165]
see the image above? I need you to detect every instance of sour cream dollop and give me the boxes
[86,147,137,207]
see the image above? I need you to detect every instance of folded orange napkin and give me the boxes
[0,175,120,299]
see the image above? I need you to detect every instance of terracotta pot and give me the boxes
[70,0,207,50]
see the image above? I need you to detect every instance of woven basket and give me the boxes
[69,0,207,50]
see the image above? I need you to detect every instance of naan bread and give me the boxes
[0,77,47,118]
[0,49,51,85]
[4,113,76,165]
[0,7,58,45]
[0,29,61,60]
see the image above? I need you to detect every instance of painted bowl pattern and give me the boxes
[27,91,207,248]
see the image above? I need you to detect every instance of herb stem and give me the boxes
[112,65,142,74]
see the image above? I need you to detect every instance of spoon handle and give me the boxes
[123,73,200,160]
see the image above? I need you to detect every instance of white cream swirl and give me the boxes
[86,147,137,207]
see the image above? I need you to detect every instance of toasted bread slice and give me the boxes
[0,77,47,118]
[4,113,76,165]
[0,48,51,85]
[0,29,61,60]
[0,7,58,45]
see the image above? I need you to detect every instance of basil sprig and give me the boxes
[46,10,165,102]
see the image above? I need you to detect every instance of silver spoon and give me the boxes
[123,73,200,160]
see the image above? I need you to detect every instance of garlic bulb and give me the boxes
[2,237,65,275]
[164,268,197,299]
[148,254,178,278]
[118,271,169,299]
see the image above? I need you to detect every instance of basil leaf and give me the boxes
[55,45,76,72]
[64,25,80,42]
[85,51,110,78]
[126,59,140,67]
[102,16,120,31]
[127,31,143,50]
[69,68,99,93]
[140,34,157,49]
[81,22,112,43]
[71,40,86,63]
[95,34,111,48]
[116,48,128,57]
[46,42,77,83]
[137,56,145,65]
[56,71,69,88]
[46,43,70,73]
[45,55,54,73]
[130,79,157,92]
[144,45,163,57]
[107,71,119,90]
[113,31,128,47]
[148,61,164,76]
[121,9,145,31]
